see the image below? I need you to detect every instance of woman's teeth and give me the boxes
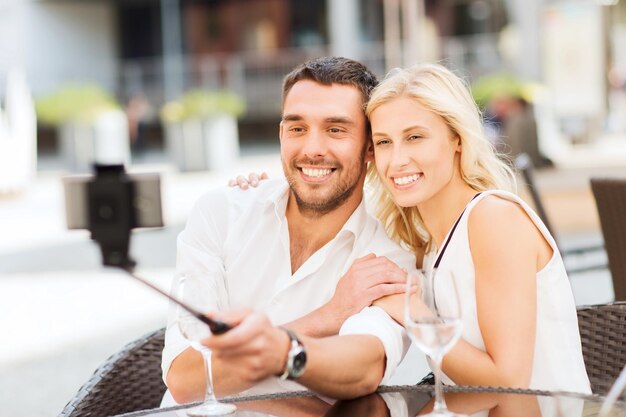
[393,174,421,185]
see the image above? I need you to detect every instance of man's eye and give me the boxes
[328,128,344,134]
[290,127,305,133]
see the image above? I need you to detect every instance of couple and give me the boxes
[161,57,590,405]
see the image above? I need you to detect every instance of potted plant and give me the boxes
[160,89,246,172]
[35,84,130,172]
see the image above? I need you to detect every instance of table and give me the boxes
[113,385,624,417]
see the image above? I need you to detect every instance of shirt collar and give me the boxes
[262,179,290,219]
[338,197,369,238]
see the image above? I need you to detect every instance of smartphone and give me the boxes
[63,172,163,230]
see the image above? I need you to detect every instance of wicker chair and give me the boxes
[591,177,626,301]
[58,328,167,417]
[577,302,626,394]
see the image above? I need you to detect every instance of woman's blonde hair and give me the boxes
[365,63,516,253]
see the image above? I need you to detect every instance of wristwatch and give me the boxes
[279,328,307,380]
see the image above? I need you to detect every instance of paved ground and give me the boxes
[0,145,622,417]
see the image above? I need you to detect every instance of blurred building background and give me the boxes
[1,1,625,416]
[0,0,625,165]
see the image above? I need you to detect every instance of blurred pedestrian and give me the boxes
[125,94,151,153]
[489,94,551,168]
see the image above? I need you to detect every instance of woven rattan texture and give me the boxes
[58,328,166,417]
[577,302,626,394]
[591,178,626,301]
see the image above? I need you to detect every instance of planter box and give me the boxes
[165,113,239,172]
[59,109,131,172]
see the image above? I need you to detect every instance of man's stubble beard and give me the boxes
[284,146,368,217]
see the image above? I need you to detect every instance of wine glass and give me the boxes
[404,269,465,417]
[175,272,236,416]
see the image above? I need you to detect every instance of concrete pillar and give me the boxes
[505,0,543,81]
[327,0,361,59]
[161,0,184,101]
[402,0,425,67]
[0,0,27,96]
[384,0,402,70]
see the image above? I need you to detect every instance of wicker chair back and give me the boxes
[577,302,626,394]
[58,328,167,417]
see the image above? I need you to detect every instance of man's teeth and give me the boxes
[393,174,421,185]
[302,168,332,177]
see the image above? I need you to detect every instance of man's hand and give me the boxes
[203,309,290,385]
[284,254,408,337]
[227,172,269,189]
[325,254,407,321]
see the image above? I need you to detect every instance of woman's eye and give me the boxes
[375,139,390,146]
[408,134,422,141]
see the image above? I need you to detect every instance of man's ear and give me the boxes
[279,120,284,143]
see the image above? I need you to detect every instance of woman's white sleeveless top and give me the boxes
[423,190,591,394]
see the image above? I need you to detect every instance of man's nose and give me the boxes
[302,129,328,159]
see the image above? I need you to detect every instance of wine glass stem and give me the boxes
[202,350,218,403]
[432,355,448,413]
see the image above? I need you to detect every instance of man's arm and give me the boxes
[163,189,249,402]
[204,309,388,399]
[165,254,408,402]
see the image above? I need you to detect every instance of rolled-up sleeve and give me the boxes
[339,306,410,384]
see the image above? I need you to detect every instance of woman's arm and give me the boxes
[375,196,548,388]
[441,196,545,387]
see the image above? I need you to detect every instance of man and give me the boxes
[162,57,415,404]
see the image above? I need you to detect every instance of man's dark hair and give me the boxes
[282,56,378,111]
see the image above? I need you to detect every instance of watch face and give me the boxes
[290,347,307,378]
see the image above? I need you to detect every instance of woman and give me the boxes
[232,63,590,393]
[364,64,589,393]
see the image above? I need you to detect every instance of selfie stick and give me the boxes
[86,164,230,335]
[121,267,231,334]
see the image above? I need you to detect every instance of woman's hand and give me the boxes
[227,172,269,189]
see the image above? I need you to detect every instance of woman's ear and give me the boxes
[454,135,462,152]
[365,140,375,162]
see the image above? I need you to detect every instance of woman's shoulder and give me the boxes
[467,192,537,244]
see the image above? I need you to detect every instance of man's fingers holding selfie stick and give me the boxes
[204,309,279,351]
[204,309,290,380]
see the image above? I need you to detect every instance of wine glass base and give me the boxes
[186,401,237,416]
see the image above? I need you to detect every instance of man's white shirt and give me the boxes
[162,178,415,403]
